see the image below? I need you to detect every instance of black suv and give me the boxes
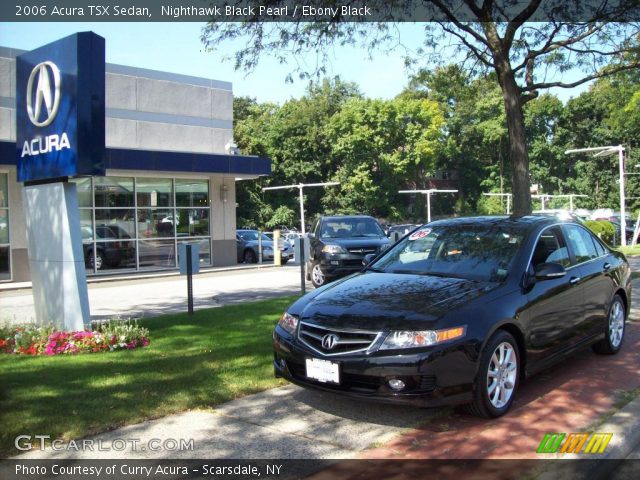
[307,215,390,287]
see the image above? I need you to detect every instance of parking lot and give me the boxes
[0,264,307,324]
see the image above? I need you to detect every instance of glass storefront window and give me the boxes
[137,208,175,238]
[0,173,9,281]
[0,209,8,244]
[94,177,134,208]
[178,238,211,265]
[71,177,93,207]
[95,209,136,239]
[137,178,173,208]
[176,209,209,237]
[0,174,8,208]
[0,246,9,281]
[73,176,211,275]
[176,179,209,207]
[138,239,176,269]
[86,240,136,271]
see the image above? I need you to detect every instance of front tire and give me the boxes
[310,261,327,288]
[592,295,626,355]
[466,330,519,418]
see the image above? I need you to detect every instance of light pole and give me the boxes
[262,182,340,235]
[565,145,626,245]
[398,189,458,223]
[483,192,512,214]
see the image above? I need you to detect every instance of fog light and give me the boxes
[388,379,406,391]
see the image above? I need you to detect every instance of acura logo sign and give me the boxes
[26,61,61,127]
[321,333,340,350]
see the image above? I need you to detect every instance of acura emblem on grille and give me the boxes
[321,333,340,350]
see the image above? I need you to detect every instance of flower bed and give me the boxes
[0,320,150,356]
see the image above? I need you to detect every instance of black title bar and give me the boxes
[1,1,640,22]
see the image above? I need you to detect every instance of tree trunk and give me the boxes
[497,68,532,216]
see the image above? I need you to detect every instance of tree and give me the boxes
[324,96,444,218]
[202,1,640,215]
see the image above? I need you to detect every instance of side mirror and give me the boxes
[307,232,315,239]
[534,262,566,280]
[362,253,377,266]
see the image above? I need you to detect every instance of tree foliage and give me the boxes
[202,1,640,215]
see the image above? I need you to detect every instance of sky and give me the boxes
[0,22,589,104]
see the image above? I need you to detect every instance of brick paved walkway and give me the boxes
[358,321,640,460]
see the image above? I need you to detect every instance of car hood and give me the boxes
[321,236,390,248]
[298,272,495,331]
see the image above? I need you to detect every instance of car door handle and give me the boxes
[569,276,581,285]
[603,262,611,271]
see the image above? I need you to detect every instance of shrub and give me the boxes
[0,319,149,356]
[584,220,615,245]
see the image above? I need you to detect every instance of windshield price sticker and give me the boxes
[409,228,431,241]
[306,358,340,384]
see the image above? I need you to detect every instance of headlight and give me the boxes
[322,244,347,254]
[379,326,466,350]
[277,312,298,335]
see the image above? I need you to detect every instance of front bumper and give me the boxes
[272,327,476,407]
[318,253,368,277]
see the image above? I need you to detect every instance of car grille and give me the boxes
[347,247,378,256]
[298,322,381,356]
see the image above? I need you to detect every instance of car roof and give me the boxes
[426,215,577,229]
[320,215,377,221]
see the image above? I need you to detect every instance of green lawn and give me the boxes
[617,245,640,256]
[0,297,297,457]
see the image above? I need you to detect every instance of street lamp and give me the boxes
[262,182,340,235]
[565,145,626,245]
[398,189,458,223]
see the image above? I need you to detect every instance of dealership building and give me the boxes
[0,43,271,283]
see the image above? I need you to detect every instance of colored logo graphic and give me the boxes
[537,432,613,454]
[26,61,61,127]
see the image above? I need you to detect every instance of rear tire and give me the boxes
[466,330,519,418]
[592,295,625,355]
[243,249,257,264]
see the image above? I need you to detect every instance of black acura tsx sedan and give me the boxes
[272,216,631,418]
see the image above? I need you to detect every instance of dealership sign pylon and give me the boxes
[16,32,106,330]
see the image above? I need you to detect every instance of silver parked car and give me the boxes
[236,230,293,264]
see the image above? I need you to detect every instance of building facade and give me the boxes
[0,46,270,282]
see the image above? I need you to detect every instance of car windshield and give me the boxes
[371,224,525,282]
[320,218,385,238]
[239,231,271,242]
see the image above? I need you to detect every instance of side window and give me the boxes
[592,236,606,257]
[565,225,599,264]
[531,226,571,270]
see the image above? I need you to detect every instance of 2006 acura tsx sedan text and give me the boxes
[272,216,631,418]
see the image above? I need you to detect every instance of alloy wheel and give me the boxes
[609,298,625,348]
[486,341,518,409]
[311,263,325,287]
